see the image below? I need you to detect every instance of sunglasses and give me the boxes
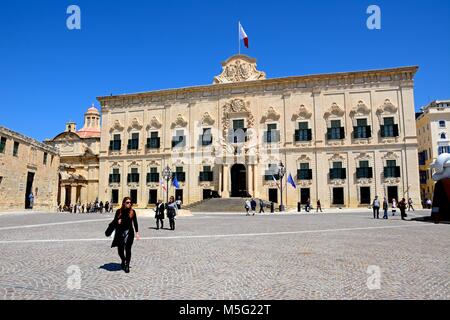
[125,201,132,204]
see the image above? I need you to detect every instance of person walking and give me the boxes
[399,198,407,220]
[392,198,397,216]
[316,199,323,213]
[175,197,182,210]
[99,201,104,214]
[167,196,178,231]
[372,196,380,219]
[245,199,251,216]
[154,200,165,230]
[305,198,311,212]
[110,197,140,273]
[250,198,257,216]
[105,201,110,214]
[28,192,34,209]
[382,197,389,219]
[259,199,265,213]
[426,198,432,209]
[407,198,414,212]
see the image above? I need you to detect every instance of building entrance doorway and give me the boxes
[25,172,35,209]
[387,186,399,203]
[230,164,247,197]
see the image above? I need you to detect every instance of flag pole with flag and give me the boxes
[239,21,249,54]
[172,175,180,189]
[287,173,297,189]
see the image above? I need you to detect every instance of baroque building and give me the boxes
[0,126,59,211]
[45,106,101,206]
[416,99,450,202]
[97,55,421,209]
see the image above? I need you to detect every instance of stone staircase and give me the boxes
[187,198,248,212]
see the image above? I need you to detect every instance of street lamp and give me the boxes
[278,161,286,212]
[162,165,172,206]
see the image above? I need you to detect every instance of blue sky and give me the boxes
[0,0,449,141]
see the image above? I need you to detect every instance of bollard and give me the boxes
[298,202,301,212]
[270,202,275,213]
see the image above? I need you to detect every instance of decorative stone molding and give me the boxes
[376,99,398,122]
[146,116,162,130]
[201,112,215,126]
[384,177,401,185]
[127,118,143,132]
[147,160,160,167]
[292,105,312,121]
[382,151,399,161]
[222,99,255,138]
[324,103,345,119]
[109,120,125,133]
[260,107,280,123]
[171,114,188,129]
[214,55,266,84]
[349,100,371,118]
[355,152,371,162]
[297,155,311,162]
[329,153,346,163]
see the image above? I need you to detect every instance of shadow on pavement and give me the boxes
[409,216,450,224]
[99,263,122,272]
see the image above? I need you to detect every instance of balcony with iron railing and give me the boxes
[297,169,312,180]
[356,167,373,179]
[199,171,214,182]
[329,168,347,180]
[146,137,160,149]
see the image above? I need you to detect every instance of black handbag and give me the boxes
[105,221,115,237]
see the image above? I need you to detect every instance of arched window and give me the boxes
[440,132,447,139]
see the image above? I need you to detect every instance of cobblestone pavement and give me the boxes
[0,210,448,300]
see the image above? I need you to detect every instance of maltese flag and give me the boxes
[239,22,249,48]
[159,179,167,192]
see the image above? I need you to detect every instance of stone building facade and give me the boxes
[97,55,421,209]
[45,106,101,206]
[0,126,59,211]
[416,99,450,202]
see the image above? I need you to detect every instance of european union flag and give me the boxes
[172,176,180,189]
[287,173,296,189]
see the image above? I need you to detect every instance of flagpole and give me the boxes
[238,21,241,55]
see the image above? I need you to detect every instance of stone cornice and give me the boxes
[0,125,59,155]
[97,66,419,109]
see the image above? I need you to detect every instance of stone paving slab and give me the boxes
[0,211,448,300]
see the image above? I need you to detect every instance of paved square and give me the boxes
[0,210,448,300]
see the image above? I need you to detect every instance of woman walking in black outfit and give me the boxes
[167,196,178,231]
[155,199,165,230]
[111,197,140,273]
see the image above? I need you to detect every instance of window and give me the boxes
[295,122,312,141]
[297,163,312,180]
[201,128,213,146]
[354,118,371,139]
[330,162,346,179]
[231,120,247,143]
[233,119,245,129]
[0,137,6,154]
[327,120,344,140]
[13,141,19,157]
[356,161,373,179]
[109,134,121,151]
[43,152,48,165]
[384,160,400,178]
[173,167,186,182]
[440,133,447,139]
[127,168,140,183]
[127,133,139,150]
[199,166,213,182]
[147,167,159,183]
[439,120,446,128]
[381,117,398,137]
[109,168,121,183]
[172,130,186,148]
[265,164,280,181]
[265,124,280,143]
[147,132,160,149]
[333,162,342,169]
[438,146,450,155]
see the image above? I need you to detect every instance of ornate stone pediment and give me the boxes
[214,55,266,84]
[350,101,371,117]
[201,112,215,126]
[292,105,312,121]
[376,99,397,116]
[297,155,311,162]
[109,120,125,133]
[324,103,345,119]
[382,152,399,161]
[171,114,188,129]
[146,116,162,130]
[222,99,255,133]
[147,160,160,167]
[261,107,280,123]
[127,118,143,132]
[329,153,345,162]
[355,152,371,161]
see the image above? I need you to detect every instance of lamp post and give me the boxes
[279,161,286,212]
[162,165,172,207]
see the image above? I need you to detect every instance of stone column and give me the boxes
[222,164,230,197]
[247,164,254,197]
[71,185,77,205]
[80,186,87,204]
[218,165,222,196]
[60,185,66,206]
